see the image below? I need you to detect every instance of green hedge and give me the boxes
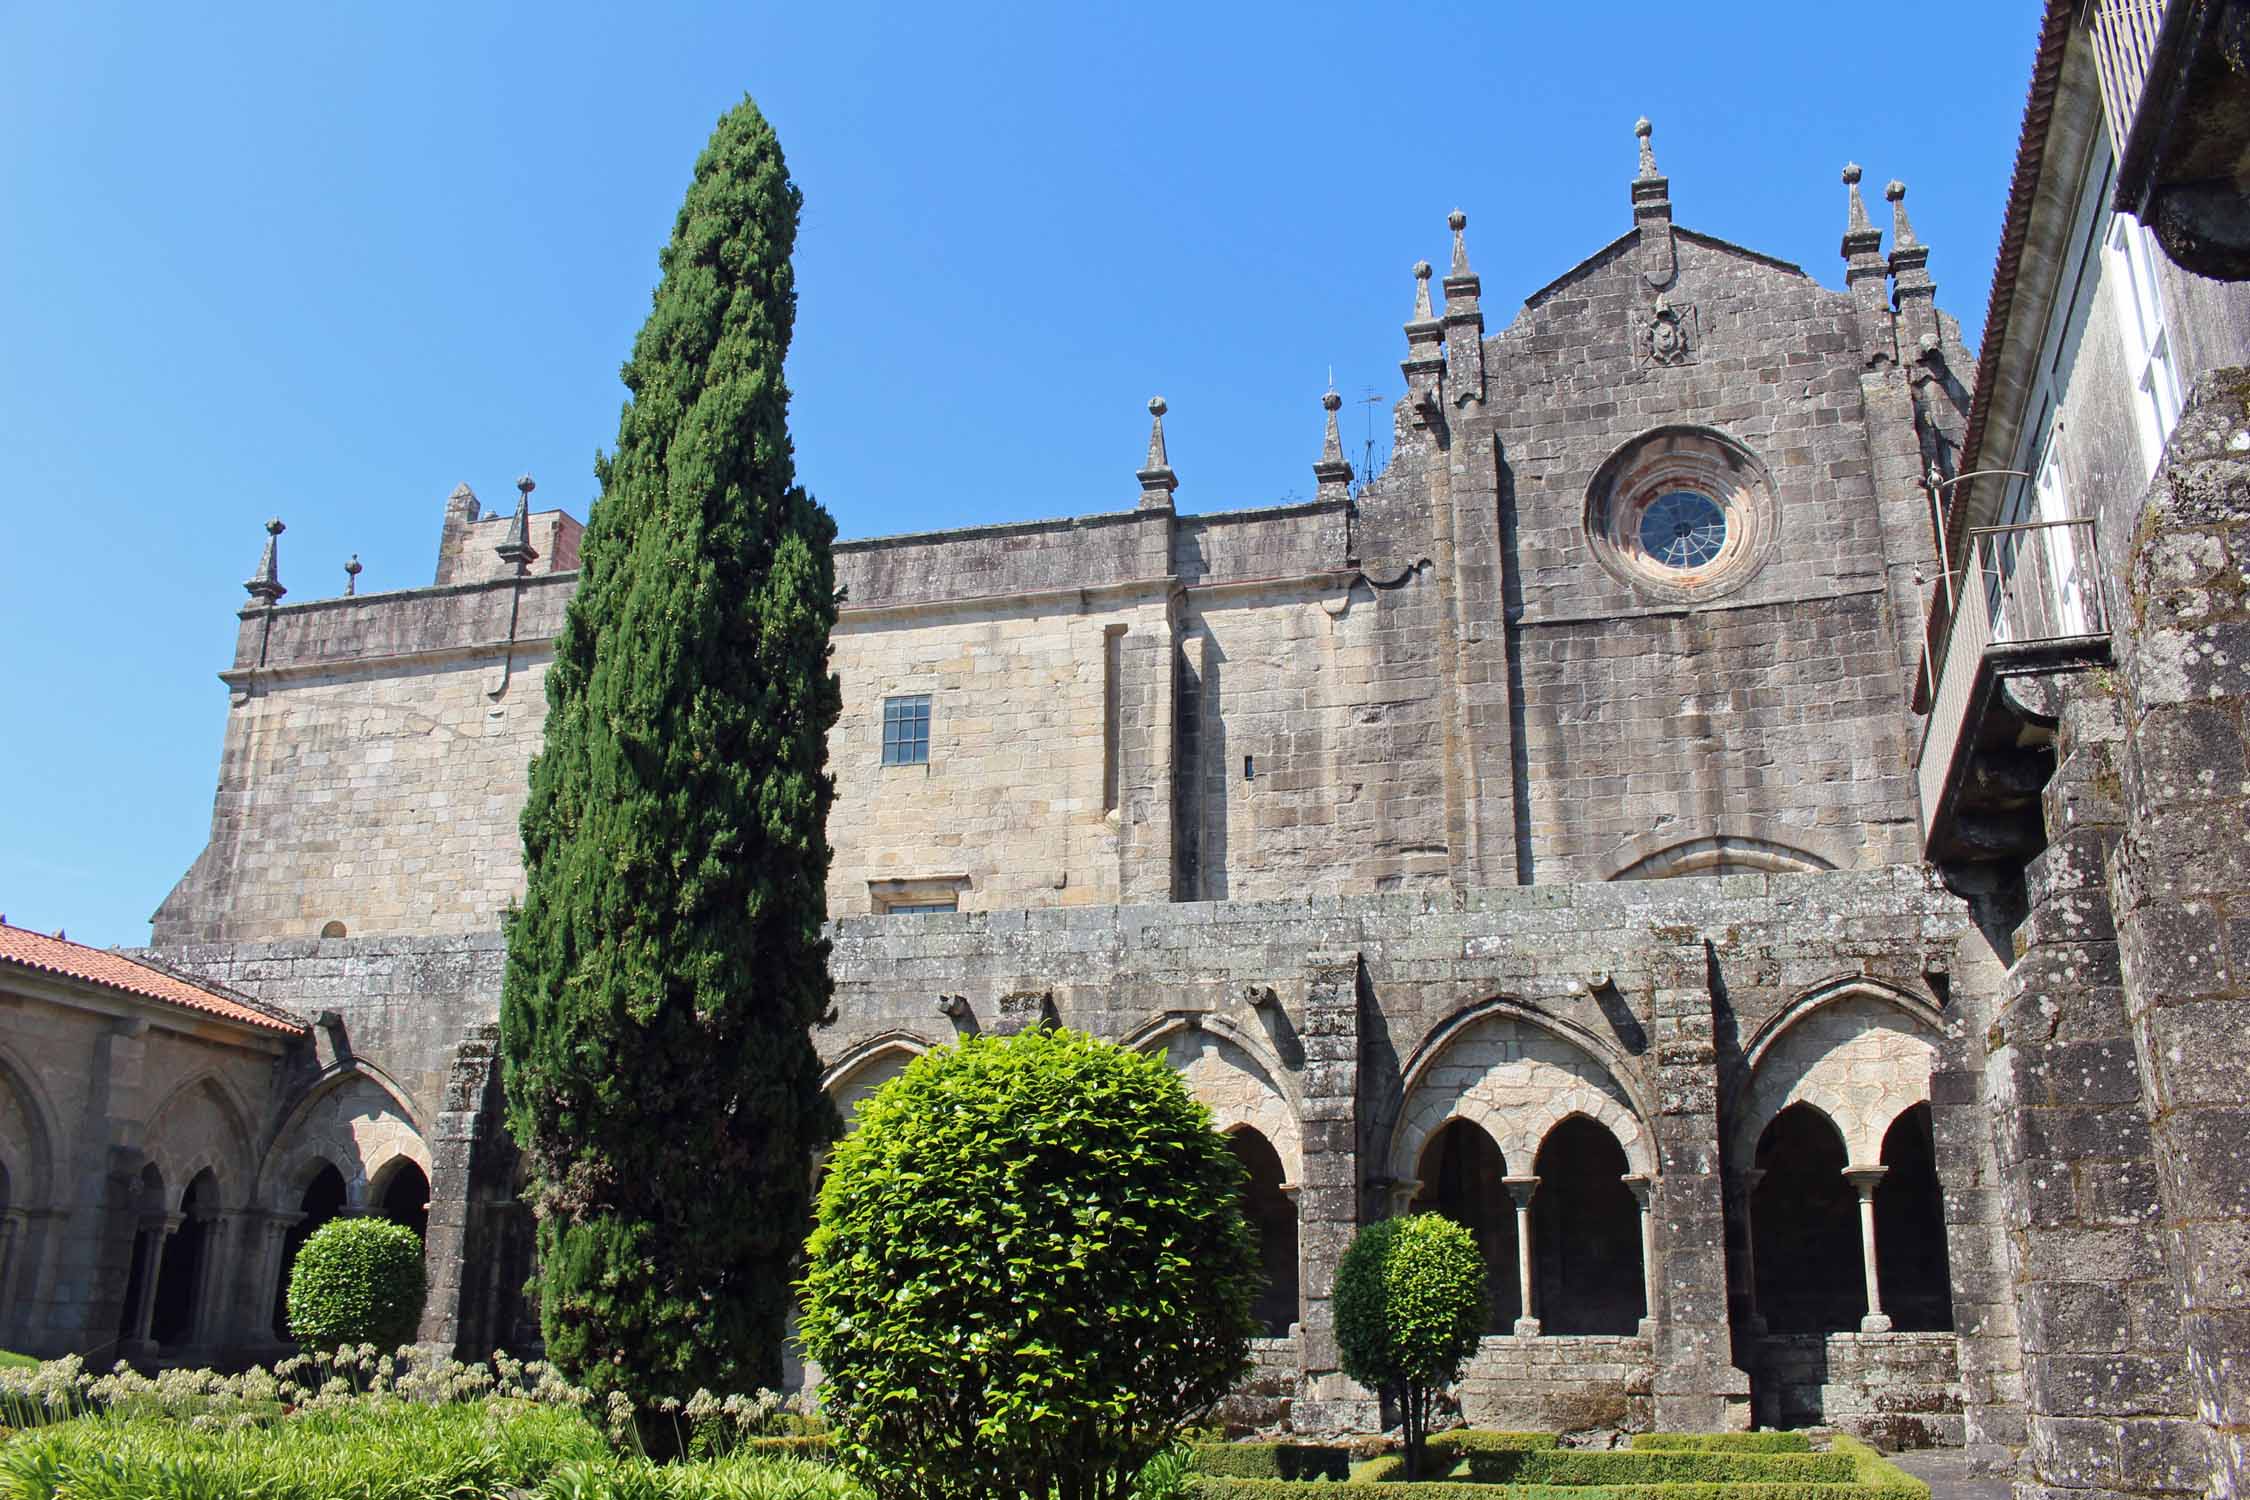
[1187,1439,1929,1500]
[1190,1441,1352,1480]
[1464,1451,1854,1484]
[1631,1434,1814,1453]
[1191,1484,1924,1500]
[743,1432,834,1458]
[1834,1433,1929,1500]
[1428,1429,1563,1455]
[1351,1430,1561,1482]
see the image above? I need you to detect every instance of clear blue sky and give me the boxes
[1,4,2037,948]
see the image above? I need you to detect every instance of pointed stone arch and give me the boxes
[1730,977,1947,1170]
[145,1071,258,1212]
[1607,831,1838,881]
[1389,997,1656,1184]
[256,1062,428,1212]
[1125,1013,1303,1187]
[821,1031,936,1134]
[0,1040,64,1208]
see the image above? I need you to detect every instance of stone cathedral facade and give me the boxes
[11,18,2250,1490]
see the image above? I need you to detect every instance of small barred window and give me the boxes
[881,694,931,766]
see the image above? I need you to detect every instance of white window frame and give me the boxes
[2106,212,2184,478]
[2033,437,2093,639]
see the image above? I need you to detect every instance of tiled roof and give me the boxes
[1957,0,2077,512]
[0,920,306,1036]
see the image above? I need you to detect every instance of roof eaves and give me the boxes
[1957,0,2080,530]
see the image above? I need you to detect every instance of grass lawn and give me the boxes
[0,1351,34,1370]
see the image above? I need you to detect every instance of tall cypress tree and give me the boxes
[499,96,840,1409]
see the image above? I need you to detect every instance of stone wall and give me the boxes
[2107,373,2250,1495]
[157,197,1953,946]
[153,579,573,947]
[829,590,1175,912]
[1457,1334,1654,1434]
[1755,1332,1962,1448]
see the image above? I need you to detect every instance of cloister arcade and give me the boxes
[1390,1006,1658,1338]
[807,981,1954,1375]
[1730,982,1952,1338]
[94,1064,437,1361]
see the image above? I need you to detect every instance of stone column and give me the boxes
[1622,1173,1658,1337]
[1645,942,1751,1431]
[254,1211,303,1345]
[190,1213,236,1347]
[0,1210,24,1347]
[1290,951,1370,1433]
[1294,956,1360,1359]
[124,1213,181,1356]
[1384,1179,1421,1219]
[1842,1166,1890,1333]
[2109,375,2250,1498]
[1503,1175,1540,1336]
[418,1024,508,1358]
[1927,935,2025,1471]
[1278,1182,1303,1334]
[1735,1167,1767,1336]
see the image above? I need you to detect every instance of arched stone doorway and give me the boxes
[1874,1103,1952,1333]
[1410,1119,1518,1331]
[1530,1117,1645,1334]
[375,1160,431,1244]
[1227,1127,1299,1336]
[1751,1103,1862,1333]
[116,1163,165,1348]
[151,1169,220,1348]
[274,1163,347,1340]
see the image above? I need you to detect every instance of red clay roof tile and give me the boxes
[0,921,306,1036]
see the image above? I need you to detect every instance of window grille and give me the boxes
[880,694,930,766]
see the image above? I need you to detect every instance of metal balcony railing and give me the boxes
[1915,517,2112,851]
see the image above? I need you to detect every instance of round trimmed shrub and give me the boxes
[799,1028,1261,1500]
[1334,1213,1488,1479]
[285,1216,427,1351]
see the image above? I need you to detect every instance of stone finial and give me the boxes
[343,554,362,597]
[1886,177,1939,357]
[496,474,539,573]
[1842,163,1873,235]
[1440,211,1486,404]
[243,517,287,606]
[1313,387,1354,501]
[1136,397,1178,508]
[1886,179,1920,249]
[1403,262,1446,422]
[447,481,480,521]
[1632,120,1675,289]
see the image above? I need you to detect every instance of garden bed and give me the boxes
[1189,1432,1926,1499]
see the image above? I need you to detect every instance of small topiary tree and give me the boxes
[1334,1213,1488,1480]
[799,1028,1261,1500]
[285,1217,427,1351]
